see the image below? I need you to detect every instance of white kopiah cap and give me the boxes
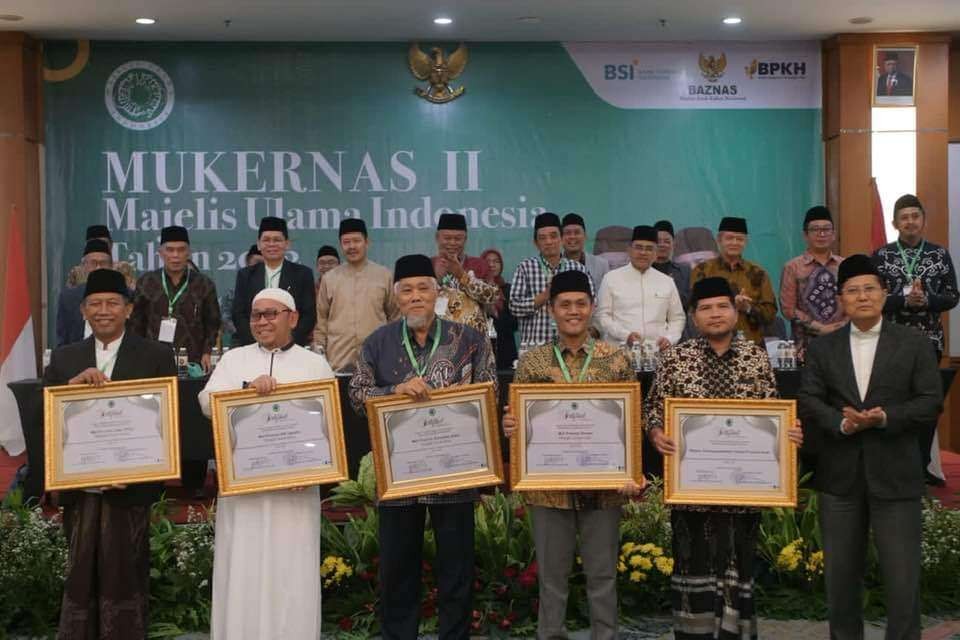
[252,287,297,312]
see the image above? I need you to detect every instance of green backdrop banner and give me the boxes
[43,41,823,341]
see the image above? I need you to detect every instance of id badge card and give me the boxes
[158,317,178,343]
[434,295,450,318]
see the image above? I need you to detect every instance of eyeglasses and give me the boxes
[251,309,292,322]
[806,226,834,235]
[840,285,884,297]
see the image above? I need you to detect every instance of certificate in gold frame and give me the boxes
[509,382,643,491]
[210,379,348,496]
[365,381,503,501]
[663,398,797,508]
[44,376,181,491]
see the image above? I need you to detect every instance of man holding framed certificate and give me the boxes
[43,269,177,640]
[503,269,642,640]
[198,287,334,640]
[349,254,497,640]
[644,276,803,640]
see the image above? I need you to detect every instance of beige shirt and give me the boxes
[314,259,398,371]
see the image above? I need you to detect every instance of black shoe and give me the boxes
[925,471,947,487]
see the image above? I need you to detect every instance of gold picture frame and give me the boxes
[872,45,918,107]
[44,376,181,491]
[210,379,348,496]
[365,381,503,501]
[509,382,643,491]
[663,398,797,507]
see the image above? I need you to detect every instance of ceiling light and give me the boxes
[433,17,452,25]
[0,14,24,21]
[517,16,541,24]
[135,17,157,25]
[722,17,742,25]
[849,16,874,24]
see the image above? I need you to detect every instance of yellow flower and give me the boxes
[805,551,824,576]
[621,542,636,554]
[618,561,627,574]
[650,546,664,557]
[640,543,655,553]
[629,555,644,567]
[637,556,653,571]
[576,556,582,565]
[776,541,803,572]
[655,556,674,575]
[629,570,646,582]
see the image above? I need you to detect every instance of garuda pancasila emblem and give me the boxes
[699,52,727,82]
[408,42,468,103]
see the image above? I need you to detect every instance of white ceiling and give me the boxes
[1,0,958,42]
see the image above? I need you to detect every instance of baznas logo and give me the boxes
[104,61,175,130]
[698,52,727,82]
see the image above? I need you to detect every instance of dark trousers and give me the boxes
[919,347,943,475]
[57,493,151,640]
[819,483,922,640]
[378,501,475,640]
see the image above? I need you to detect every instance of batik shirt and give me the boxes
[513,339,635,510]
[129,268,222,363]
[873,240,959,355]
[644,336,778,513]
[690,257,777,344]
[67,261,138,290]
[509,256,594,346]
[779,252,845,353]
[349,317,497,506]
[433,255,500,338]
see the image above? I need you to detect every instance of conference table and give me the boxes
[9,368,956,501]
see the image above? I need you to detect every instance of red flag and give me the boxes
[0,207,36,455]
[870,178,887,251]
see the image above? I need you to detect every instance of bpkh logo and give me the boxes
[105,61,175,130]
[744,59,808,79]
[603,59,641,80]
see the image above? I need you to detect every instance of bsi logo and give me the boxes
[104,61,175,130]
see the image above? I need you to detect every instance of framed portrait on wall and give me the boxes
[873,46,917,107]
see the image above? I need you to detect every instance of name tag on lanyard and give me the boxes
[158,317,178,343]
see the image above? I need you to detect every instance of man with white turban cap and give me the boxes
[199,287,331,639]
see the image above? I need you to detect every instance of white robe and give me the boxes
[199,343,334,640]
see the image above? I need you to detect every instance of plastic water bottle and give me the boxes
[176,347,189,377]
[785,341,797,370]
[313,344,326,358]
[630,342,643,372]
[641,338,657,372]
[42,348,52,370]
[209,346,221,371]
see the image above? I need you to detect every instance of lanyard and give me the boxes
[161,269,190,316]
[896,240,925,281]
[538,255,559,277]
[265,265,281,288]
[402,318,442,378]
[553,339,595,383]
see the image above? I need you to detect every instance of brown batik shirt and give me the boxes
[644,336,778,512]
[129,268,222,363]
[513,338,635,510]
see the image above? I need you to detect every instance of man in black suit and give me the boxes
[55,239,114,346]
[876,52,913,97]
[44,269,176,640]
[230,216,316,346]
[798,255,941,640]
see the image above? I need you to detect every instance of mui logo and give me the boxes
[104,61,175,130]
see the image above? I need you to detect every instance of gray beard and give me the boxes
[405,312,432,329]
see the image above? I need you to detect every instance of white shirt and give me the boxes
[198,341,334,417]
[264,263,282,289]
[849,318,882,402]
[95,332,124,378]
[594,263,685,345]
